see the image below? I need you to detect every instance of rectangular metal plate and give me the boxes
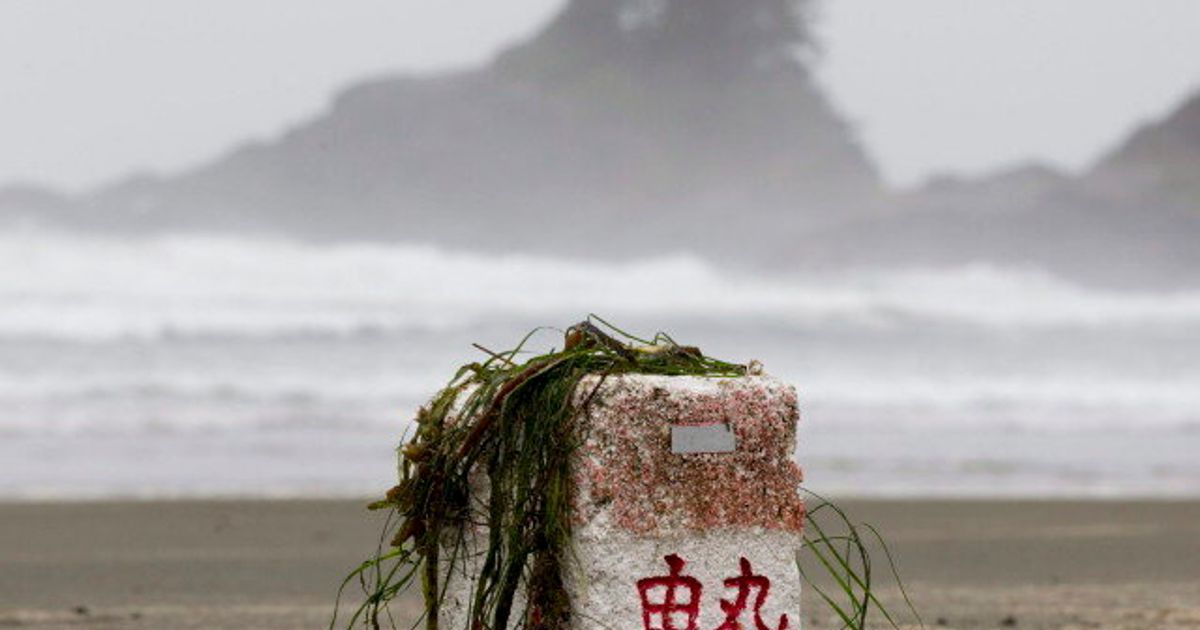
[670,423,736,454]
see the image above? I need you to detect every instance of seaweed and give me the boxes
[797,490,924,629]
[332,317,920,630]
[332,317,744,630]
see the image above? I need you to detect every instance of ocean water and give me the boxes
[2,230,1198,499]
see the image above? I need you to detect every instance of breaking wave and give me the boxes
[2,230,1199,341]
[2,230,1198,497]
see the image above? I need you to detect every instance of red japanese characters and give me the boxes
[637,555,789,630]
[637,554,703,630]
[715,558,789,630]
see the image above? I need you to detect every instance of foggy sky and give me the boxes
[2,0,1198,192]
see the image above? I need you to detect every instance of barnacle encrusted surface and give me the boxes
[337,321,808,630]
[572,374,805,534]
[437,372,807,630]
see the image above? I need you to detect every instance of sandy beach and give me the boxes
[1,499,1197,629]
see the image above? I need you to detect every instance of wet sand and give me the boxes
[1,499,1197,629]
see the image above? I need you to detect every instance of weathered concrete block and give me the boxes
[439,373,805,630]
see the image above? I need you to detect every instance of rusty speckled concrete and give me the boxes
[439,373,806,630]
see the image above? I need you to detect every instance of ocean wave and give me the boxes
[2,230,1199,340]
[4,231,1198,498]
[1,370,1197,436]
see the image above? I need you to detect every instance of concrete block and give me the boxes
[437,373,805,630]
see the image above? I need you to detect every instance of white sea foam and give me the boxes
[2,230,1198,497]
[2,230,1199,341]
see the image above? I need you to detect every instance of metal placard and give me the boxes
[670,423,736,454]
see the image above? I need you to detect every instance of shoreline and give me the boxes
[2,498,1198,629]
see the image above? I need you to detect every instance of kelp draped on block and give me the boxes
[333,318,921,630]
[334,319,747,630]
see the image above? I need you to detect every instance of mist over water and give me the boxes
[2,230,1197,499]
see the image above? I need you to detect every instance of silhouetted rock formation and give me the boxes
[1,1,1196,287]
[1090,92,1200,212]
[1,0,879,259]
[804,91,1200,288]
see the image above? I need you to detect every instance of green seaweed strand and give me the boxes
[332,318,921,630]
[334,317,744,630]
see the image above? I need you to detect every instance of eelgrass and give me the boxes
[798,490,923,629]
[331,317,744,630]
[333,317,920,630]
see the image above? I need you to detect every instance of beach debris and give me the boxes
[333,317,919,630]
